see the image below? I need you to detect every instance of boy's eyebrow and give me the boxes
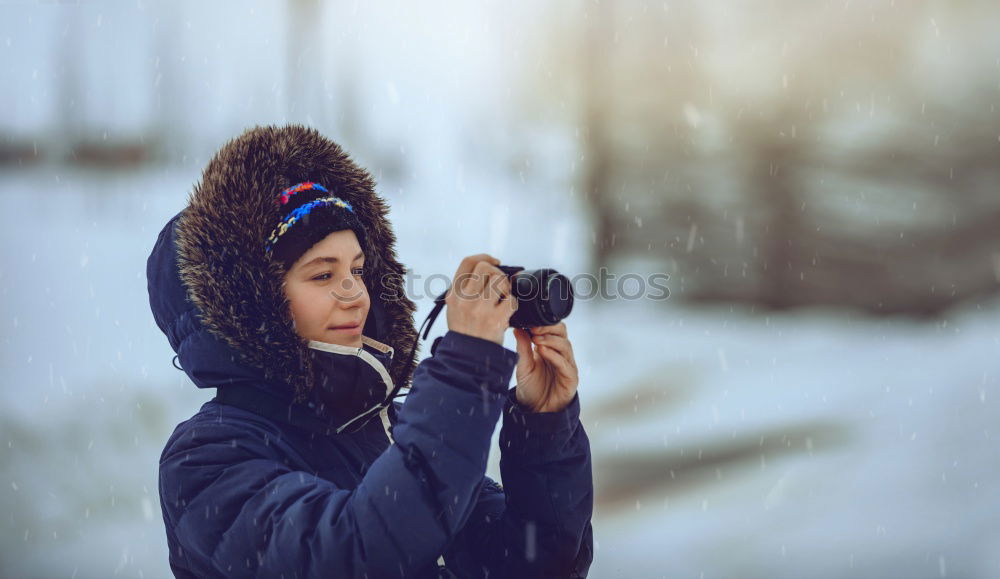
[300,252,365,269]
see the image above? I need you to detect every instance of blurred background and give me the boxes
[2,1,999,577]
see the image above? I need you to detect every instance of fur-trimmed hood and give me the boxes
[147,125,419,416]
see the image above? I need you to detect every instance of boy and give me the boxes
[147,124,593,578]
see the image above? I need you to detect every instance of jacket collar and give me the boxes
[308,334,395,359]
[213,334,399,437]
[306,335,398,434]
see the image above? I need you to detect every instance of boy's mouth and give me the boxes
[329,322,362,334]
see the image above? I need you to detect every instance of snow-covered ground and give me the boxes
[574,299,1000,579]
[1,165,998,578]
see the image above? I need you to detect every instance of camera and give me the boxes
[495,265,574,328]
[417,263,576,345]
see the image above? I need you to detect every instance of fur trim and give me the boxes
[175,125,419,402]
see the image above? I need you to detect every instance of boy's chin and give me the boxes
[318,330,363,348]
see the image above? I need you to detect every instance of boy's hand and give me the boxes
[512,322,579,413]
[445,254,517,346]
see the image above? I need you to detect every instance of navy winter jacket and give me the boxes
[147,125,594,578]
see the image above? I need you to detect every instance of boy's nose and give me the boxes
[330,277,365,304]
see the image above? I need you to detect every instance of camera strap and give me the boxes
[389,288,448,402]
[418,288,449,341]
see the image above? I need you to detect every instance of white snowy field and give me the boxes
[573,298,1000,579]
[1,165,998,579]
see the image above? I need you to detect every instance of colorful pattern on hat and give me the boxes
[277,181,328,206]
[265,194,356,254]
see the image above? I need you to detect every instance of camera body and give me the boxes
[419,263,575,349]
[496,265,575,329]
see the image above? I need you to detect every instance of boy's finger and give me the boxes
[453,254,500,280]
[538,344,576,381]
[513,328,534,366]
[529,321,567,337]
[454,261,495,299]
[532,334,575,368]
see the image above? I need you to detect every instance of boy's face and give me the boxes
[282,230,370,348]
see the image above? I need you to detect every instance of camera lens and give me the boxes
[500,266,574,328]
[544,274,573,320]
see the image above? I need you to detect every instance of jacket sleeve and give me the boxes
[158,330,518,578]
[443,386,595,578]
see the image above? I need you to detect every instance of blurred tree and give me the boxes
[579,0,615,274]
[524,0,706,274]
[521,0,1000,315]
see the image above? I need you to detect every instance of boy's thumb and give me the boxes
[513,328,532,364]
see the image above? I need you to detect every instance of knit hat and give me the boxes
[264,181,369,268]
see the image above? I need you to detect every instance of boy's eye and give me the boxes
[311,268,362,281]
